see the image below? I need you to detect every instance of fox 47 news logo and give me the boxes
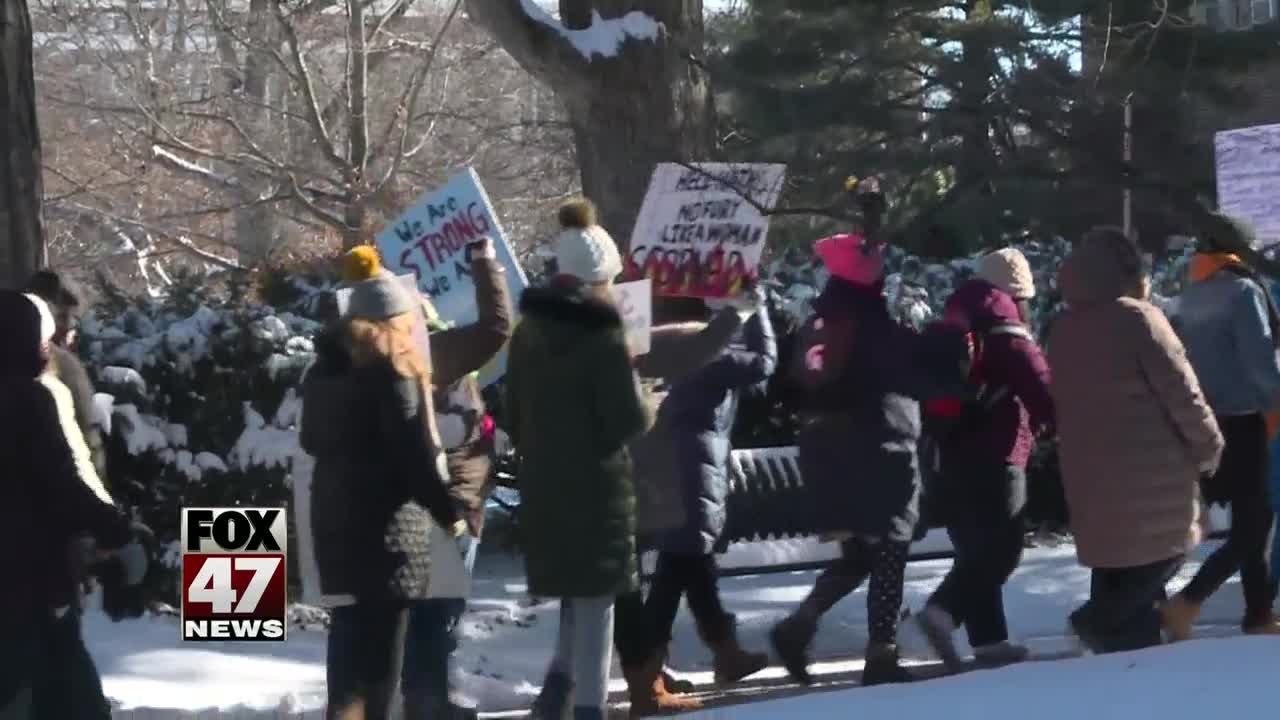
[181,508,287,641]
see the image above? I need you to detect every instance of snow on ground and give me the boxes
[683,637,1279,720]
[89,540,1253,718]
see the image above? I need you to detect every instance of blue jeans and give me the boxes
[402,533,479,709]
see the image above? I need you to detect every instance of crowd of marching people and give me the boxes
[293,192,1280,720]
[4,188,1280,720]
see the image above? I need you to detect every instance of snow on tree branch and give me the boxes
[151,146,241,190]
[516,0,663,60]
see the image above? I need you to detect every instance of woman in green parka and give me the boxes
[505,200,649,720]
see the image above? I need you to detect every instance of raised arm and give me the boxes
[429,240,515,387]
[635,309,743,382]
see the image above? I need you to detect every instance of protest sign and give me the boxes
[626,163,786,298]
[374,168,528,383]
[613,279,653,356]
[1215,123,1280,249]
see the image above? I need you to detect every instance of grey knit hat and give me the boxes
[346,271,416,321]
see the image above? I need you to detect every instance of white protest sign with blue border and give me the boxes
[375,168,528,384]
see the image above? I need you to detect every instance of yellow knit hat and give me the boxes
[342,245,382,283]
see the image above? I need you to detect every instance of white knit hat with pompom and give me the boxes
[555,225,623,284]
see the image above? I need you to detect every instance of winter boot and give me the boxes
[862,643,914,686]
[1067,614,1104,656]
[971,641,1030,667]
[770,614,817,686]
[913,605,963,671]
[705,617,768,685]
[530,671,573,720]
[1159,595,1201,643]
[624,652,702,717]
[1243,610,1280,635]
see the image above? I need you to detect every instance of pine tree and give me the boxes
[715,0,1280,257]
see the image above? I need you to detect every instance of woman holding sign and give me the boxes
[643,287,776,685]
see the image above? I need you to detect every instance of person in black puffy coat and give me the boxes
[769,232,969,688]
[1,291,145,720]
[644,288,777,686]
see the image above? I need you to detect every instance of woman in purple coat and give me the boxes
[914,248,1055,669]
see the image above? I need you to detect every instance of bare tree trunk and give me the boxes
[1,0,45,288]
[467,0,714,248]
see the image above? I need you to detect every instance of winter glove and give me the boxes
[467,236,497,263]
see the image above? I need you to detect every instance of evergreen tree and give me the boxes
[715,0,1280,256]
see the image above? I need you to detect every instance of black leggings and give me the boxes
[646,552,733,648]
[613,590,653,669]
[796,538,909,644]
[326,600,409,720]
[928,464,1026,648]
[1182,413,1277,621]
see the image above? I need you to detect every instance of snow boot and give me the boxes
[914,605,963,671]
[624,652,702,717]
[971,641,1030,667]
[1243,610,1280,635]
[1159,595,1200,643]
[770,614,817,686]
[705,617,768,685]
[862,643,914,686]
[530,671,572,720]
[1067,615,1104,655]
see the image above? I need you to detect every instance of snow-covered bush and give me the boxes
[73,237,1199,589]
[81,271,321,602]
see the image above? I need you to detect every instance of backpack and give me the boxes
[920,322,1032,455]
[786,308,858,411]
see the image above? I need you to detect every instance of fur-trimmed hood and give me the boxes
[518,285,623,331]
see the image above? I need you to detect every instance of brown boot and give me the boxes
[1243,610,1280,635]
[1159,595,1200,643]
[624,653,702,717]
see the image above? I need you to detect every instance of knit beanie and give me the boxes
[814,232,884,287]
[0,291,46,377]
[977,247,1036,300]
[346,273,416,321]
[554,199,623,284]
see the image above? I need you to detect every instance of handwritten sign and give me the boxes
[1215,123,1280,248]
[626,163,786,298]
[375,168,528,383]
[613,279,652,356]
[335,274,433,368]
